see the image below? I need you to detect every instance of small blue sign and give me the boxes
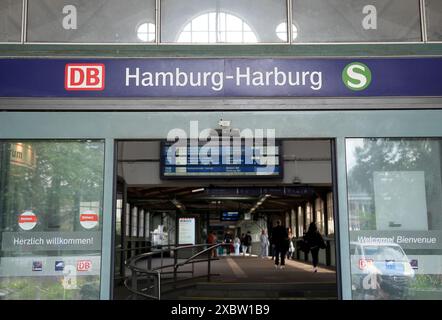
[55,261,65,271]
[410,259,418,269]
[32,261,42,271]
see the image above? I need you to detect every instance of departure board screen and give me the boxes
[221,212,240,221]
[161,140,282,178]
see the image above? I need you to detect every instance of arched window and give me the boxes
[177,12,258,43]
[275,22,298,42]
[137,22,156,42]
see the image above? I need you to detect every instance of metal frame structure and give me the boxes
[2,109,442,300]
[1,0,441,45]
[0,0,441,303]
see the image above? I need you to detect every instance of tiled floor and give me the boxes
[114,255,337,299]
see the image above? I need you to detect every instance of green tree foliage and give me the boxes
[0,141,104,300]
[0,141,104,232]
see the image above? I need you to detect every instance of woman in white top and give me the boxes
[287,228,295,260]
[259,229,269,259]
[233,235,241,255]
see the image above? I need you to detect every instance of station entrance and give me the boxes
[113,139,338,300]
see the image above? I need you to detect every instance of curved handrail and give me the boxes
[126,243,211,274]
[123,269,161,300]
[175,243,229,269]
[124,242,231,299]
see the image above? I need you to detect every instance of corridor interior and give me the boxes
[113,139,338,299]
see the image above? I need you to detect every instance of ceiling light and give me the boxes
[192,188,205,193]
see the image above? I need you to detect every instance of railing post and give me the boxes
[173,248,178,285]
[154,273,160,300]
[157,272,161,300]
[326,240,331,266]
[131,271,138,300]
[207,245,211,281]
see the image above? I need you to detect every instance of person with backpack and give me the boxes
[304,222,326,272]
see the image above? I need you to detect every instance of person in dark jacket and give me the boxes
[271,220,289,269]
[304,222,326,272]
[242,231,252,256]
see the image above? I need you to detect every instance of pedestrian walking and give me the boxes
[260,229,269,258]
[304,222,326,272]
[271,220,289,269]
[243,231,252,256]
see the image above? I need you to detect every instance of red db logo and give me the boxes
[77,260,92,272]
[65,63,105,91]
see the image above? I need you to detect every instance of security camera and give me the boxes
[218,119,231,128]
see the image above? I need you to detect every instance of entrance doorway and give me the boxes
[113,139,338,300]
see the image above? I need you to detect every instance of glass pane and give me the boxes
[125,204,130,236]
[297,206,304,237]
[0,0,22,42]
[327,192,335,236]
[0,140,104,300]
[292,0,422,43]
[27,0,156,43]
[306,203,313,226]
[192,31,209,43]
[145,211,150,239]
[131,206,138,237]
[138,209,144,237]
[315,198,324,234]
[136,22,156,42]
[115,197,122,243]
[426,0,442,41]
[114,196,122,275]
[291,209,296,238]
[346,138,442,300]
[161,0,287,43]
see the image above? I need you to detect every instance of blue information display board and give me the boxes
[161,141,282,178]
[221,212,240,221]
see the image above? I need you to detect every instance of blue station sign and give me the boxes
[1,58,442,98]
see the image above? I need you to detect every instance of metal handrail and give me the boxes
[117,243,177,253]
[124,242,230,300]
[175,243,228,268]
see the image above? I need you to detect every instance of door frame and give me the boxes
[2,108,442,299]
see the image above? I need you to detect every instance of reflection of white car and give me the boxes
[350,242,415,299]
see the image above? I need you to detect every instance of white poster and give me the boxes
[374,171,428,231]
[179,218,195,245]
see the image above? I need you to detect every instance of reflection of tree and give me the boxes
[349,139,434,190]
[0,141,104,233]
[0,141,104,300]
[347,139,441,230]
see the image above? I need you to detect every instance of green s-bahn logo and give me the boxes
[342,62,372,91]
